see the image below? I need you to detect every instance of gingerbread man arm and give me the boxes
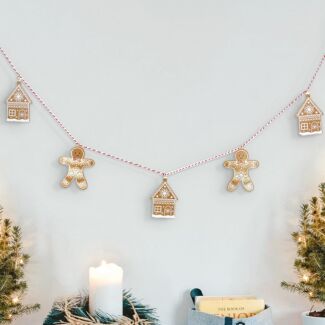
[82,158,95,168]
[248,160,259,169]
[224,160,236,169]
[59,156,71,165]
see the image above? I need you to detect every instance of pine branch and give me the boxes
[0,210,40,323]
[281,183,325,308]
[43,291,159,325]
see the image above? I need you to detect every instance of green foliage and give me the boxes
[0,207,40,323]
[43,290,159,324]
[281,183,325,306]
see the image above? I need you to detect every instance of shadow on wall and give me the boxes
[277,311,301,325]
[173,290,193,325]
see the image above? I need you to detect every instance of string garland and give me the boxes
[1,47,325,218]
[1,46,324,178]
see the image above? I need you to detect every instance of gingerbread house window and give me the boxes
[155,206,162,213]
[301,123,308,131]
[8,109,16,117]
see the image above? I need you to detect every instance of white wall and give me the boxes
[0,1,325,324]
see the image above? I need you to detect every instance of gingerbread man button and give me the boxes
[223,149,259,192]
[59,146,95,190]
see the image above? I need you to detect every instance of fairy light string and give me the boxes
[0,46,324,177]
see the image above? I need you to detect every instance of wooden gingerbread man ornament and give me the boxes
[59,146,95,190]
[223,149,259,192]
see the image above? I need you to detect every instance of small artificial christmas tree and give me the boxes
[281,183,325,317]
[0,205,40,323]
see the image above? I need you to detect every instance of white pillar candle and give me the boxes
[89,261,123,316]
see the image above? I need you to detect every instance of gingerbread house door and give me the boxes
[163,204,174,216]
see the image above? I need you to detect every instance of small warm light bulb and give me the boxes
[19,258,24,265]
[298,236,304,243]
[309,291,314,297]
[12,297,19,304]
[8,314,12,319]
[302,274,310,282]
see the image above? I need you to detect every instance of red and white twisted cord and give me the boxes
[0,47,324,177]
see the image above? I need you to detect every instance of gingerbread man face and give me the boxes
[223,149,259,192]
[71,147,85,160]
[59,146,95,190]
[235,149,248,162]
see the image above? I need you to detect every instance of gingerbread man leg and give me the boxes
[242,175,254,192]
[76,173,88,190]
[61,175,73,188]
[227,177,240,192]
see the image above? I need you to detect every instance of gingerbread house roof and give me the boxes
[152,179,178,201]
[7,83,32,104]
[296,96,322,117]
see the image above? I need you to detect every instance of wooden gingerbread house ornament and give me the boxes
[7,80,31,122]
[152,177,178,218]
[296,92,322,136]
